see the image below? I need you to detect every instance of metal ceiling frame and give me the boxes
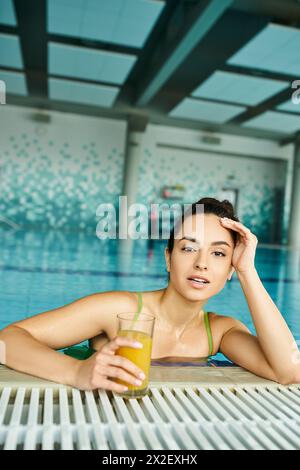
[1,0,300,143]
[135,0,234,106]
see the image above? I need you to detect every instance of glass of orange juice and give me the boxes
[114,312,155,399]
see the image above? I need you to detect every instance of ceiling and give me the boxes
[1,0,300,142]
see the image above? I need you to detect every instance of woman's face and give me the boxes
[165,213,235,300]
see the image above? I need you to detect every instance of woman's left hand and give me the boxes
[220,218,258,274]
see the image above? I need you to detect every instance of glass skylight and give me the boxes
[49,42,136,85]
[49,77,119,107]
[243,111,300,134]
[228,23,300,77]
[48,0,165,48]
[277,99,300,115]
[192,71,289,106]
[0,69,27,95]
[169,98,246,123]
[0,34,23,68]
[0,0,17,26]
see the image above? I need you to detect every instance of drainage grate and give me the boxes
[1,384,300,450]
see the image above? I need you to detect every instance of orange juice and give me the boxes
[115,329,153,393]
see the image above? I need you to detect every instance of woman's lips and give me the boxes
[187,279,210,289]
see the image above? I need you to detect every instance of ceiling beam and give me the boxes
[48,34,140,57]
[7,92,288,142]
[232,0,300,23]
[135,0,234,107]
[220,65,299,131]
[280,131,300,147]
[222,63,299,85]
[49,73,119,89]
[13,0,47,98]
[147,9,270,114]
[228,87,294,125]
[127,113,149,133]
[115,0,179,107]
[0,65,22,73]
[0,24,18,35]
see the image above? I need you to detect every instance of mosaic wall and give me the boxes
[0,107,126,231]
[0,106,287,243]
[137,146,286,243]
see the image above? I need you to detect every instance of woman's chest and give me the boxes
[150,327,211,360]
[106,309,221,360]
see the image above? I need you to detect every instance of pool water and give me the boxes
[0,228,299,363]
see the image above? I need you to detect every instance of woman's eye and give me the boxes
[182,246,196,252]
[181,247,226,256]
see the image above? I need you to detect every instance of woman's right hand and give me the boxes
[73,336,146,392]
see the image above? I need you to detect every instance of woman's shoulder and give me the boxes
[207,311,240,330]
[208,311,249,335]
[94,290,140,310]
[208,311,232,321]
[92,289,162,315]
[89,291,141,337]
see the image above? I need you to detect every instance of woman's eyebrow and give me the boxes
[211,241,232,248]
[179,237,232,248]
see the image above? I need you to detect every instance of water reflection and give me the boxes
[0,228,299,340]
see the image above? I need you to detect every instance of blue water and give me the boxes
[0,228,300,363]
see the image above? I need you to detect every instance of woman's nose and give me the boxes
[194,253,208,270]
[195,262,208,270]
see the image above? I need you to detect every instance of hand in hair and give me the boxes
[220,218,258,274]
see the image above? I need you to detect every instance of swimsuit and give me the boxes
[63,291,214,360]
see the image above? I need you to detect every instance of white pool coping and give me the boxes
[0,363,282,389]
[1,365,300,450]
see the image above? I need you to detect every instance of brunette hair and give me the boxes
[166,197,239,258]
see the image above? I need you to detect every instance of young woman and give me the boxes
[0,198,299,392]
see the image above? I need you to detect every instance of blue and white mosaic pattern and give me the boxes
[0,134,124,231]
[137,146,286,243]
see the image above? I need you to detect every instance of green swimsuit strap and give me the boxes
[204,311,214,356]
[136,291,143,314]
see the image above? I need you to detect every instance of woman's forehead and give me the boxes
[175,214,233,245]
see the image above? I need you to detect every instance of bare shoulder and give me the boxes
[93,290,140,316]
[93,290,140,333]
[95,289,138,305]
[208,311,251,336]
[8,290,142,351]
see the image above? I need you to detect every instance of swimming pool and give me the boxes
[0,227,299,362]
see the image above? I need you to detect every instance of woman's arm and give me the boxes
[0,291,138,386]
[219,318,295,384]
[89,332,110,351]
[0,326,80,386]
[220,217,300,385]
[236,268,300,384]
